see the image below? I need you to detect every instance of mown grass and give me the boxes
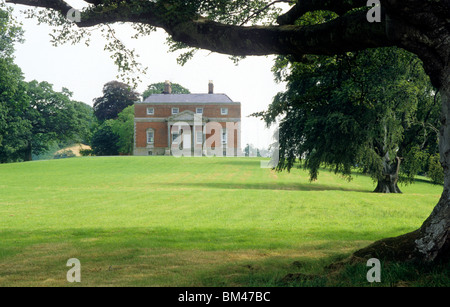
[0,156,446,286]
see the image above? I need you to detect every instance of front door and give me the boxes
[183,129,191,150]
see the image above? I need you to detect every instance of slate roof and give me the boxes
[141,93,237,104]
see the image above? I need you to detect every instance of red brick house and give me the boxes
[134,81,242,156]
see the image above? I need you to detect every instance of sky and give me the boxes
[8,1,287,149]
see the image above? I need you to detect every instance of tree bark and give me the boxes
[373,156,402,193]
[374,179,402,193]
[24,142,32,162]
[5,0,393,57]
[415,69,450,262]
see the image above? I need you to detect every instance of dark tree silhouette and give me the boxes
[93,80,140,121]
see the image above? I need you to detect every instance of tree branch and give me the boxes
[167,11,391,58]
[6,0,392,59]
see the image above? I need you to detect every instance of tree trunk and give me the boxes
[354,6,450,262]
[373,155,402,193]
[354,69,450,262]
[24,142,32,162]
[374,178,402,193]
[414,71,450,262]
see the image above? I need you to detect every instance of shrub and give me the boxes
[79,149,94,156]
[427,154,444,185]
[53,149,76,159]
[91,121,120,156]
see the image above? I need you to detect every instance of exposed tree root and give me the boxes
[352,230,422,262]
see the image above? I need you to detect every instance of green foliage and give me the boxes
[79,148,94,157]
[101,25,148,85]
[91,121,120,156]
[162,0,283,64]
[71,100,96,145]
[21,0,283,79]
[142,82,190,100]
[24,80,91,160]
[0,7,29,163]
[0,58,30,163]
[427,154,444,185]
[53,149,76,159]
[93,80,140,121]
[110,105,135,155]
[256,47,439,184]
[32,141,61,161]
[401,145,429,181]
[244,143,262,157]
[0,6,95,163]
[1,7,95,164]
[0,5,24,58]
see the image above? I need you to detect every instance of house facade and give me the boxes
[134,81,242,156]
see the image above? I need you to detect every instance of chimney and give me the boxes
[164,80,172,94]
[208,80,214,94]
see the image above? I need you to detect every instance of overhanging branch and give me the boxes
[5,0,392,58]
[167,11,391,58]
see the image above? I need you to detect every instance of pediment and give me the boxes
[168,110,207,122]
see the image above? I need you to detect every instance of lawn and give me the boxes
[0,156,444,286]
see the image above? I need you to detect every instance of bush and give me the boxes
[427,154,444,185]
[79,149,94,156]
[91,121,120,156]
[53,149,76,159]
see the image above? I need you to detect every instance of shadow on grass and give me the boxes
[0,226,421,286]
[408,177,442,186]
[212,158,264,166]
[213,159,442,191]
[170,181,372,193]
[0,226,407,255]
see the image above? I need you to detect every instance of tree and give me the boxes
[0,4,23,58]
[0,6,29,163]
[1,6,93,163]
[428,154,445,185]
[110,105,134,155]
[244,143,263,157]
[400,90,441,185]
[90,120,120,156]
[2,77,94,162]
[93,81,140,121]
[6,0,449,262]
[142,82,190,100]
[257,47,440,194]
[91,105,134,156]
[71,100,96,146]
[0,57,30,163]
[23,81,85,161]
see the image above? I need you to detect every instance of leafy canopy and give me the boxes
[93,80,140,121]
[142,82,190,100]
[256,47,440,184]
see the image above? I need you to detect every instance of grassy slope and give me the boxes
[0,156,444,286]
